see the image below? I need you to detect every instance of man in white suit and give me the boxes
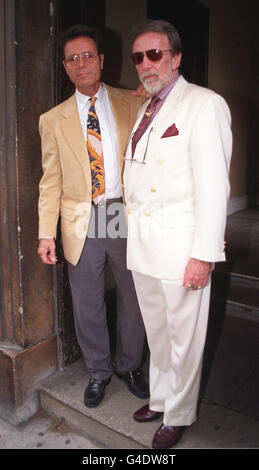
[123,20,232,448]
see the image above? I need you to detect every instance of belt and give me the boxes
[92,197,123,207]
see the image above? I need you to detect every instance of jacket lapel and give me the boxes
[60,94,92,187]
[104,84,131,173]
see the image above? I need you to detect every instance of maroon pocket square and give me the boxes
[161,123,179,138]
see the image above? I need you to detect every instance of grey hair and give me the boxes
[130,19,182,57]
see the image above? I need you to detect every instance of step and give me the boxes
[211,270,259,322]
[37,358,259,449]
[37,360,157,449]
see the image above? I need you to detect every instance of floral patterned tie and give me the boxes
[87,97,105,202]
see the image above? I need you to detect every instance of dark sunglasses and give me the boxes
[131,49,172,65]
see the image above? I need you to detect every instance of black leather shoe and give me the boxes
[84,377,111,407]
[116,370,149,399]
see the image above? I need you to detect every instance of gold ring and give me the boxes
[186,283,194,290]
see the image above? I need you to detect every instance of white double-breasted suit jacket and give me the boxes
[123,76,232,280]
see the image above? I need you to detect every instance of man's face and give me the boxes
[63,36,104,96]
[132,32,181,94]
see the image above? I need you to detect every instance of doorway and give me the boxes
[52,0,209,368]
[52,0,106,367]
[148,0,209,86]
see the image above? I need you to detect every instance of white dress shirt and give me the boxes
[76,85,122,199]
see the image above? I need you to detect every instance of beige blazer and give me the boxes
[123,76,232,280]
[38,83,142,265]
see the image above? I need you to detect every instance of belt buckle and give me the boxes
[98,199,106,208]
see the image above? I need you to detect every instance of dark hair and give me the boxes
[131,19,182,57]
[60,24,104,58]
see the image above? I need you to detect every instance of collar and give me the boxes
[75,83,104,109]
[156,73,180,102]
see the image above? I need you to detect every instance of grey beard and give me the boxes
[141,68,173,95]
[141,73,163,95]
[142,79,163,95]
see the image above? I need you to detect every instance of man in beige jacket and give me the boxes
[38,24,148,408]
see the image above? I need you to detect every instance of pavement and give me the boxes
[0,407,103,450]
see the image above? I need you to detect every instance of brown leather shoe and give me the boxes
[133,404,163,422]
[152,424,185,449]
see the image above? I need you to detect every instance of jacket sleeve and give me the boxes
[38,114,62,239]
[189,93,232,262]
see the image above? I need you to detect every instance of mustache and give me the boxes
[141,71,159,81]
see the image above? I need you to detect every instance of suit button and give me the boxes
[150,186,157,192]
[128,208,132,214]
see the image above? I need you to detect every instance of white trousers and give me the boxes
[132,271,211,426]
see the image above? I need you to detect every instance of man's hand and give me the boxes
[183,258,211,291]
[132,83,151,99]
[38,238,57,265]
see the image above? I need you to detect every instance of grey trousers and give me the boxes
[67,201,146,380]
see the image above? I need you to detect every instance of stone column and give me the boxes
[0,0,58,425]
